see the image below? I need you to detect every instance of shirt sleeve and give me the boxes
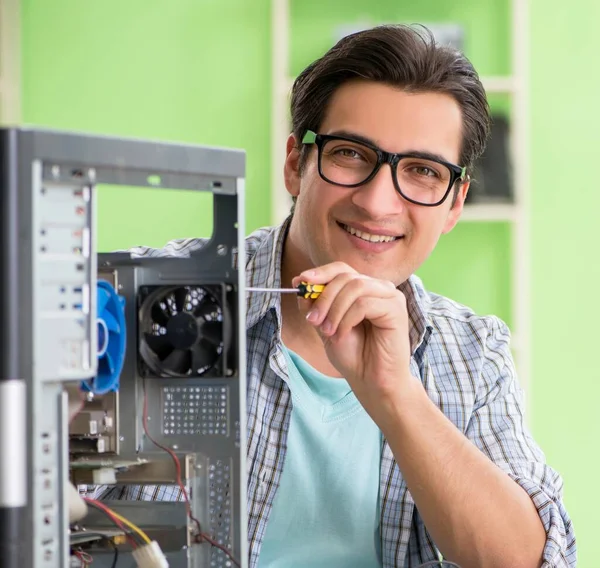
[115,237,207,258]
[88,484,184,501]
[465,316,577,567]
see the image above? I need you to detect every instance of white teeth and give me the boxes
[342,224,397,243]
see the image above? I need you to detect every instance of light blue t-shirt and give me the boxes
[257,346,382,568]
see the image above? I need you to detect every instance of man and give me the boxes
[100,25,576,567]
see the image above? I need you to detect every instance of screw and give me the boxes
[51,165,60,179]
[172,445,179,450]
[226,284,233,292]
[119,436,125,442]
[217,245,227,256]
[226,368,234,376]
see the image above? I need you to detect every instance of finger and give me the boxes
[319,278,398,336]
[302,272,369,326]
[292,261,357,287]
[333,294,406,340]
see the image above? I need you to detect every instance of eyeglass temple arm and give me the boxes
[302,130,317,144]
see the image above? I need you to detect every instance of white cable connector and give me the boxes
[131,540,169,568]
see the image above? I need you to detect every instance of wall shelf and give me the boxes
[461,202,517,222]
[481,76,518,94]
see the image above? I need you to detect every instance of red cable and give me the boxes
[141,380,240,566]
[82,498,139,549]
[74,548,93,566]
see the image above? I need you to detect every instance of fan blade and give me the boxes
[102,310,120,334]
[97,286,110,314]
[200,320,222,346]
[144,333,173,360]
[174,287,188,312]
[194,298,221,321]
[162,349,191,374]
[151,301,170,327]
[192,340,218,373]
[98,352,115,376]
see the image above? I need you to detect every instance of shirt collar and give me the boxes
[243,215,433,355]
[398,275,433,355]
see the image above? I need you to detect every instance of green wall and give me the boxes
[21,0,593,564]
[21,0,272,251]
[530,1,600,565]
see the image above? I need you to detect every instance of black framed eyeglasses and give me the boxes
[302,130,467,207]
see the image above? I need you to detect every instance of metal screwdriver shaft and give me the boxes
[246,287,298,294]
[246,282,325,299]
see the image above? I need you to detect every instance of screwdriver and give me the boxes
[246,281,325,299]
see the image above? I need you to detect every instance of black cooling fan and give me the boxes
[138,285,228,377]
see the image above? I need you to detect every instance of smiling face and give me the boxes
[283,80,470,286]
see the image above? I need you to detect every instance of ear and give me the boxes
[283,133,302,198]
[442,179,470,234]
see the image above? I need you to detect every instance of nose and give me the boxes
[350,163,404,218]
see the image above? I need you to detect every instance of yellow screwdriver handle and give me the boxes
[297,281,325,299]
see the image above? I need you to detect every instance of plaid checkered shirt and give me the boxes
[91,216,576,567]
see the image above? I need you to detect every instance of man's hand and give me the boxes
[292,262,415,423]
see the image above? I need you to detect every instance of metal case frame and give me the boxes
[0,126,247,568]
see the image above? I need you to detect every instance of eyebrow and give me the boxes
[328,129,457,165]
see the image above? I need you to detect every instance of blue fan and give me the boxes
[82,280,127,394]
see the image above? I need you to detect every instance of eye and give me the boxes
[322,140,378,167]
[333,147,365,160]
[411,165,439,178]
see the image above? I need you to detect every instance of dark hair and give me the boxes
[291,24,491,177]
